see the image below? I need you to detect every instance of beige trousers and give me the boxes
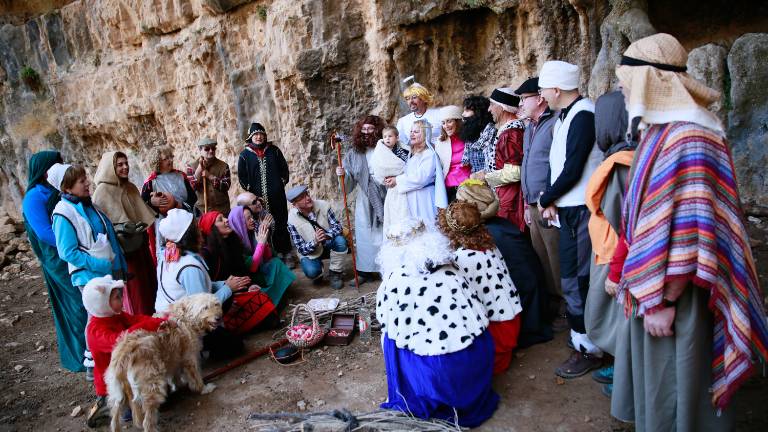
[527,205,562,297]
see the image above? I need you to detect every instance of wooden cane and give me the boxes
[331,131,360,291]
[203,171,208,213]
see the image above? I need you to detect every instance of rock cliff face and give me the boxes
[0,0,766,218]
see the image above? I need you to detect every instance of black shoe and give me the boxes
[311,276,324,286]
[86,396,109,428]
[328,271,343,290]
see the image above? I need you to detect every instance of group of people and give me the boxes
[22,127,297,425]
[18,31,768,431]
[359,33,768,431]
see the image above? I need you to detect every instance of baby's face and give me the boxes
[382,131,398,148]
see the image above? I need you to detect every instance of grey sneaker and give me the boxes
[86,396,109,428]
[328,271,343,290]
[85,367,94,382]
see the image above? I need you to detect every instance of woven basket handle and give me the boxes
[290,303,318,329]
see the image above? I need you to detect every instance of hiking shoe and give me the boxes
[555,351,602,379]
[86,396,109,428]
[121,408,132,423]
[328,271,343,290]
[591,365,614,384]
[348,272,376,288]
[85,367,94,382]
[602,383,613,398]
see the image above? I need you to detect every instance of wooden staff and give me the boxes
[331,130,359,291]
[203,177,208,213]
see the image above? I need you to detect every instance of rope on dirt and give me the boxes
[247,409,465,432]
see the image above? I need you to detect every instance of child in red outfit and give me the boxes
[81,275,166,427]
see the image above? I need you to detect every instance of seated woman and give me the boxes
[154,209,260,357]
[376,219,497,428]
[225,206,296,307]
[383,120,447,228]
[437,200,522,374]
[456,180,553,348]
[198,211,280,330]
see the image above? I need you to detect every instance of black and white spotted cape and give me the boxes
[376,264,489,356]
[455,247,522,322]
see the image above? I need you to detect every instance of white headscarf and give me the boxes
[158,209,194,243]
[46,163,72,192]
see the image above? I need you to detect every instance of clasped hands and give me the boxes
[225,275,261,293]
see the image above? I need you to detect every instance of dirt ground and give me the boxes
[1,224,767,432]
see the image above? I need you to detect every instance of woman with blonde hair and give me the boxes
[382,119,447,227]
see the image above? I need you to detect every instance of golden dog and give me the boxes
[105,293,222,432]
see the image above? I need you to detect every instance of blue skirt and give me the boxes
[381,331,499,428]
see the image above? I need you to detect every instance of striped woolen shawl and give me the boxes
[618,121,768,409]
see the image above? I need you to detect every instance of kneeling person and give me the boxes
[286,185,348,289]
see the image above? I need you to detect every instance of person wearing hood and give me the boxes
[382,119,448,228]
[335,115,389,285]
[22,151,88,373]
[582,90,637,400]
[237,123,295,267]
[609,33,768,430]
[50,162,128,381]
[93,151,158,315]
[81,275,165,427]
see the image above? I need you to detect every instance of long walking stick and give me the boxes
[203,176,208,213]
[331,131,360,291]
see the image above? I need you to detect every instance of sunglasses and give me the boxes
[201,146,216,152]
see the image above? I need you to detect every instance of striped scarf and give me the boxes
[619,121,768,409]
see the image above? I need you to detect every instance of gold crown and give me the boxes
[386,220,426,246]
[445,205,479,235]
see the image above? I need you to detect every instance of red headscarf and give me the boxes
[198,211,221,237]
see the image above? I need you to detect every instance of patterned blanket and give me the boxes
[619,121,768,409]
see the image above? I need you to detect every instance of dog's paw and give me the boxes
[201,383,217,395]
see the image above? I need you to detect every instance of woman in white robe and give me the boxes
[383,120,447,228]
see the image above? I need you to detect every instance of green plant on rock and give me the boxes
[20,66,41,90]
[257,5,268,21]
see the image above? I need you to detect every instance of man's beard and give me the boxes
[360,132,376,148]
[460,115,486,143]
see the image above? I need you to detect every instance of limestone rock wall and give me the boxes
[0,0,766,219]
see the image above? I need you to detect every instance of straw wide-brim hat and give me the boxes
[455,179,499,221]
[615,33,723,133]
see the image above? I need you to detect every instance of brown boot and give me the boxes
[555,351,602,379]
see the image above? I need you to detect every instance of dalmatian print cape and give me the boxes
[455,247,522,322]
[376,263,489,356]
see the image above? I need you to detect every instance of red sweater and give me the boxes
[86,313,165,396]
[494,127,526,231]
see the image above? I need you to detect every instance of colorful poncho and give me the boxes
[619,121,768,409]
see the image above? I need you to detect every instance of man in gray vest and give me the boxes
[286,185,348,290]
[537,61,604,378]
[516,77,563,316]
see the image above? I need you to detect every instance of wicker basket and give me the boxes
[286,303,326,348]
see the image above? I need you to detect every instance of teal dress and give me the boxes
[22,151,88,372]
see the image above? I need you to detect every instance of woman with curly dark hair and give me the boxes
[460,95,497,173]
[437,198,522,374]
[334,115,389,285]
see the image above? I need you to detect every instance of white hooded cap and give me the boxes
[82,275,124,318]
[538,60,580,91]
[46,163,72,192]
[159,208,194,243]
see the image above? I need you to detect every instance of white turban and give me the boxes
[159,209,194,243]
[46,163,72,192]
[539,60,580,90]
[82,275,124,318]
